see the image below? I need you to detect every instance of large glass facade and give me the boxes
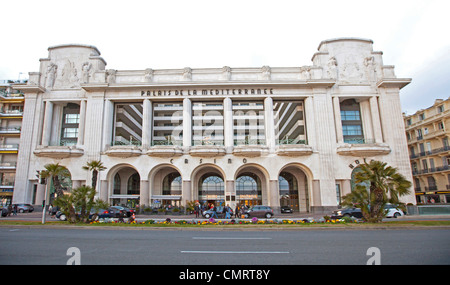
[236,173,262,206]
[113,103,143,146]
[192,102,224,145]
[152,102,183,146]
[198,173,225,202]
[233,101,265,145]
[273,100,306,144]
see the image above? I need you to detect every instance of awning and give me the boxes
[151,195,182,200]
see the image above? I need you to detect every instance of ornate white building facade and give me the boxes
[12,38,416,213]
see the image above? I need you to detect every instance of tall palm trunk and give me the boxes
[91,170,98,190]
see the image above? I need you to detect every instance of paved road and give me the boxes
[0,227,449,265]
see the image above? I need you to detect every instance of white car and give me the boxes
[384,204,404,218]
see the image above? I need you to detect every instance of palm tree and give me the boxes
[40,163,70,197]
[82,160,107,190]
[342,160,411,222]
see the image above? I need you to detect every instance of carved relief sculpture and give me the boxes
[222,66,231,80]
[106,69,116,84]
[144,68,153,82]
[326,57,338,79]
[82,62,92,83]
[45,62,57,88]
[300,66,311,80]
[261,66,271,80]
[182,67,192,81]
[364,56,377,82]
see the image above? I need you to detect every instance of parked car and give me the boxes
[56,208,113,221]
[244,205,274,219]
[110,206,135,217]
[331,207,362,219]
[13,204,34,213]
[384,204,404,218]
[202,206,226,219]
[281,206,293,214]
[1,206,9,217]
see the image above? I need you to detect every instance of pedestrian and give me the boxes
[235,204,240,218]
[211,204,218,219]
[225,204,231,219]
[13,204,17,216]
[118,210,125,223]
[194,203,200,218]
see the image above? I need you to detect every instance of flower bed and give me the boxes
[89,217,361,226]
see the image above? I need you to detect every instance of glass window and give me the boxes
[65,113,80,124]
[113,103,143,146]
[152,102,183,146]
[233,101,265,145]
[63,128,78,138]
[127,173,140,195]
[273,101,306,145]
[341,110,361,121]
[342,125,362,136]
[192,102,224,145]
[340,99,364,144]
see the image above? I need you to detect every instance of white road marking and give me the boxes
[181,251,289,254]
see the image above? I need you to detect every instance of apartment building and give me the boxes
[0,80,24,206]
[404,98,450,204]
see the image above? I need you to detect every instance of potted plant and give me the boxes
[157,208,166,215]
[172,208,180,215]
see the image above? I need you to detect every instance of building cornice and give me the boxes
[81,80,336,92]
[376,78,412,89]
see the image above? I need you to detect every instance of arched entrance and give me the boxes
[234,164,268,207]
[192,164,226,208]
[279,164,310,213]
[149,165,183,208]
[109,165,140,208]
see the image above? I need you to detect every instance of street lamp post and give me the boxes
[41,177,50,224]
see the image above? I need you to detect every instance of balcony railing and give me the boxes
[343,138,376,144]
[112,140,142,146]
[192,139,224,146]
[276,138,307,145]
[151,140,182,146]
[0,127,21,133]
[234,139,266,146]
[412,164,450,175]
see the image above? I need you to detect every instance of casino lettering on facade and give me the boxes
[11,38,417,213]
[141,88,274,97]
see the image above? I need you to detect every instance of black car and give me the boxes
[110,206,135,217]
[331,207,362,219]
[281,206,293,213]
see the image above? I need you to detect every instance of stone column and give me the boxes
[142,99,152,149]
[77,99,87,147]
[35,183,46,206]
[100,180,108,202]
[102,99,114,151]
[226,180,235,208]
[332,96,343,143]
[268,180,280,213]
[264,97,276,152]
[370,96,383,143]
[140,180,150,207]
[183,98,192,150]
[182,180,192,207]
[223,97,234,153]
[41,101,53,146]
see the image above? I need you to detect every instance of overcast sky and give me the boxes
[1,0,449,114]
